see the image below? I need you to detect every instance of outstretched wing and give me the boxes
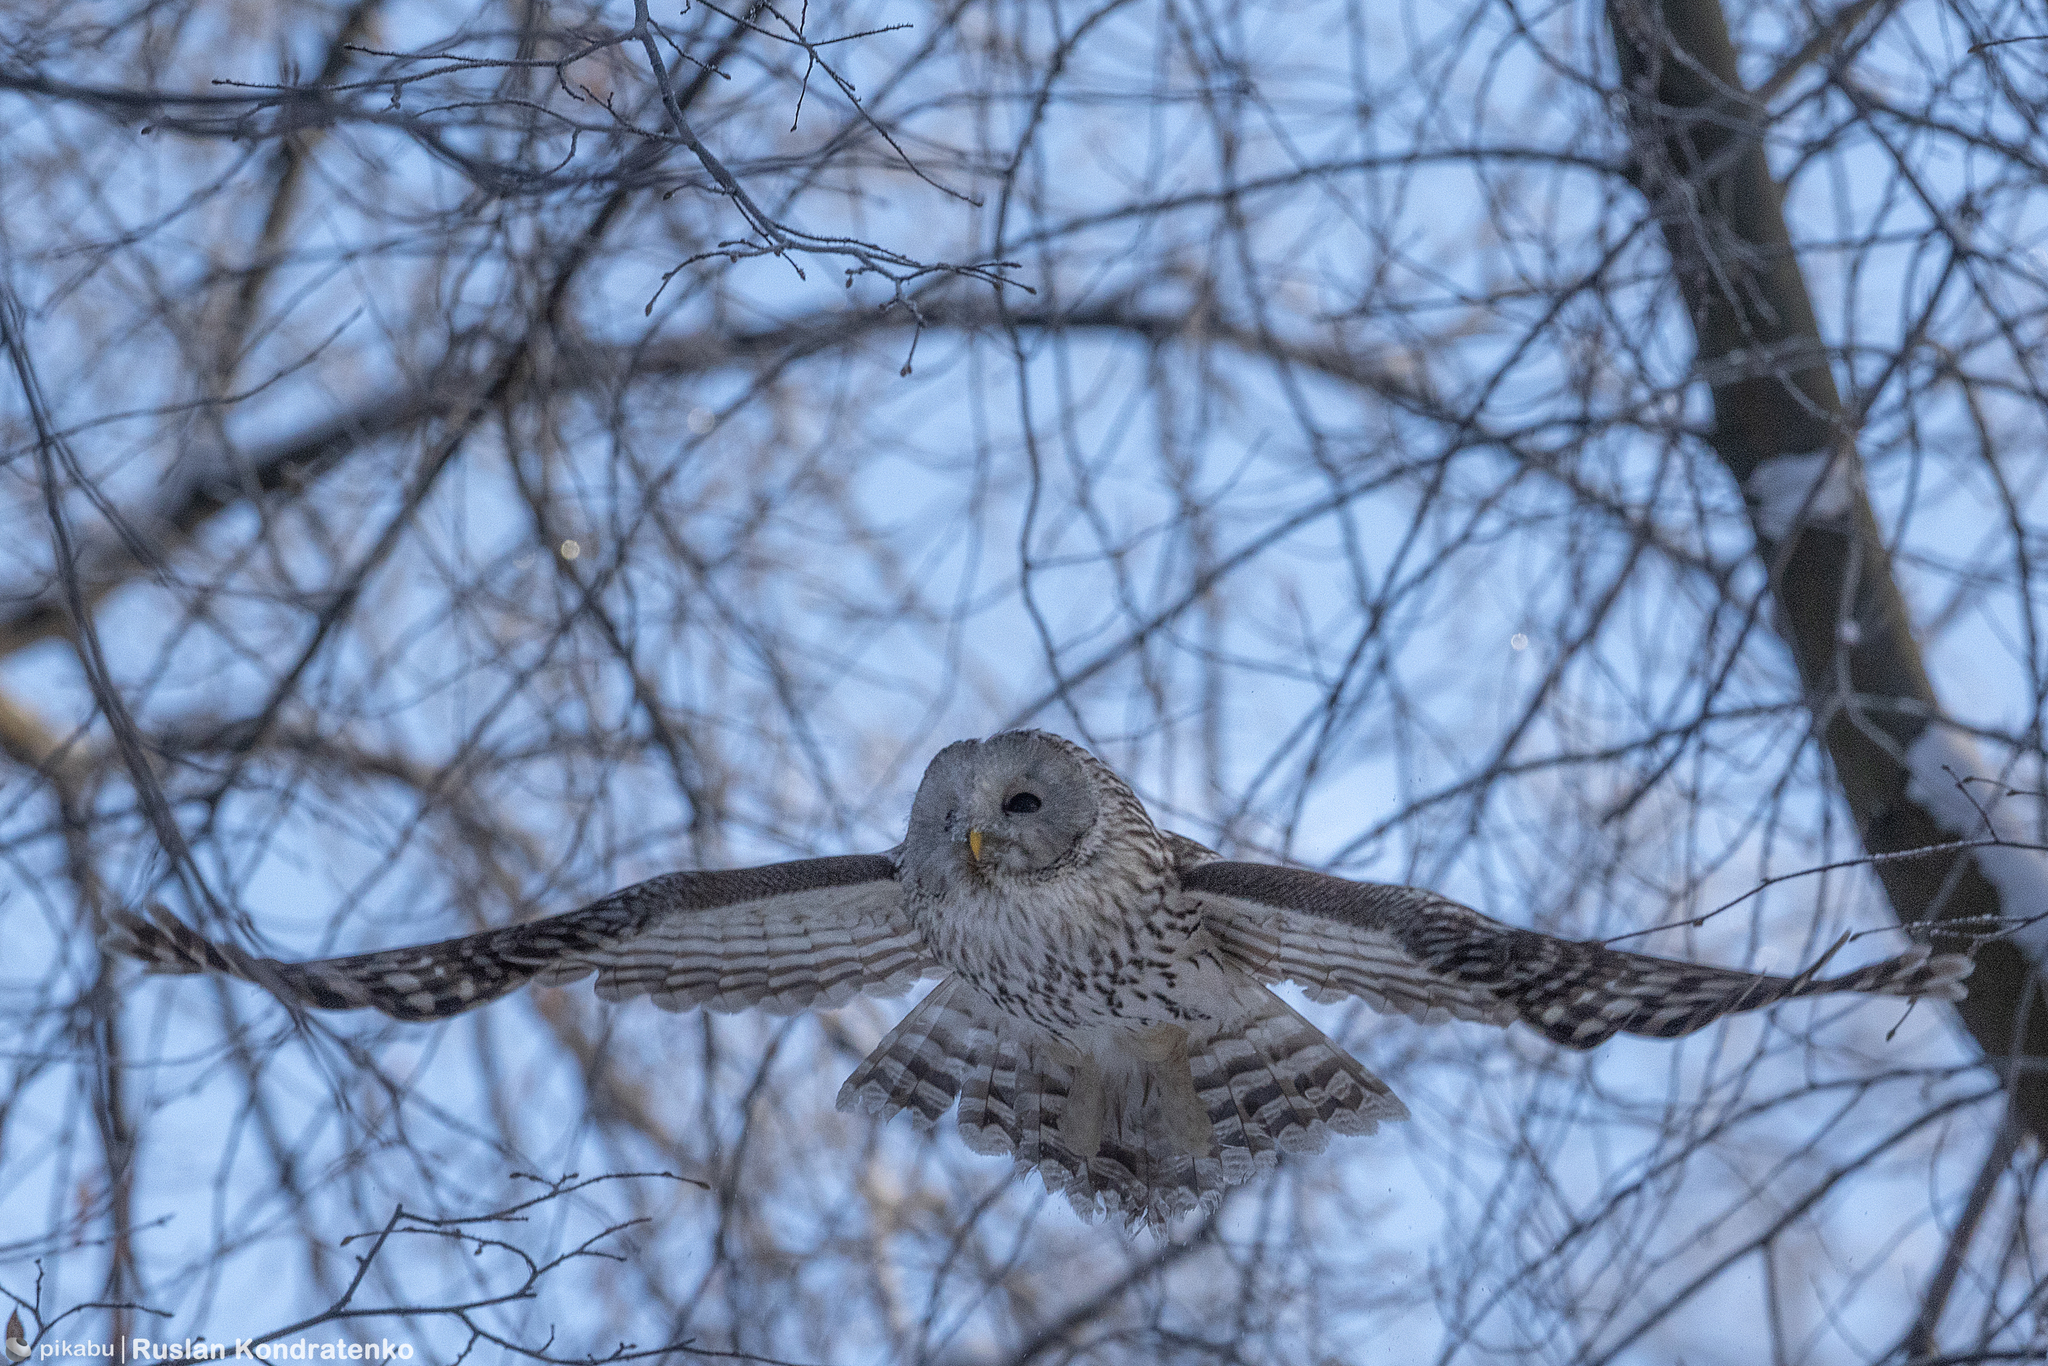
[112,854,935,1023]
[1182,862,1971,1049]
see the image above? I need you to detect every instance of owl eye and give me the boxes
[1004,792,1043,814]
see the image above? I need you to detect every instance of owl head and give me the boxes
[904,730,1103,879]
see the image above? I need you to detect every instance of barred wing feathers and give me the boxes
[1183,862,1971,1049]
[112,854,934,1023]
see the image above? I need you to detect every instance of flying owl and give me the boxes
[113,730,1970,1223]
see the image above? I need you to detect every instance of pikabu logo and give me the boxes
[6,1310,29,1363]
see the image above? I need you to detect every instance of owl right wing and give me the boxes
[111,854,935,1022]
[1180,860,1972,1049]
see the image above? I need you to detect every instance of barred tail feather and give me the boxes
[839,982,1409,1226]
[1050,992,1406,1224]
[836,979,985,1128]
[1012,1050,1081,1180]
[958,1034,1025,1155]
[1197,1030,1280,1184]
[1190,989,1408,1174]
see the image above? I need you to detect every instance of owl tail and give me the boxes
[837,978,1407,1226]
[836,977,986,1128]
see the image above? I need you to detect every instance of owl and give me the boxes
[114,730,1970,1223]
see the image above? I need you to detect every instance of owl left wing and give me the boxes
[113,854,935,1023]
[1180,861,1972,1049]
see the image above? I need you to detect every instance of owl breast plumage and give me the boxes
[113,728,1973,1225]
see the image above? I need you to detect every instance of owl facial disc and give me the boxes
[906,730,1100,878]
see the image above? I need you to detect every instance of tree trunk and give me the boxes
[1608,0,2048,1139]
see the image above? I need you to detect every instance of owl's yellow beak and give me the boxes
[967,828,984,863]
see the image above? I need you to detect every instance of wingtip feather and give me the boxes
[108,905,238,978]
